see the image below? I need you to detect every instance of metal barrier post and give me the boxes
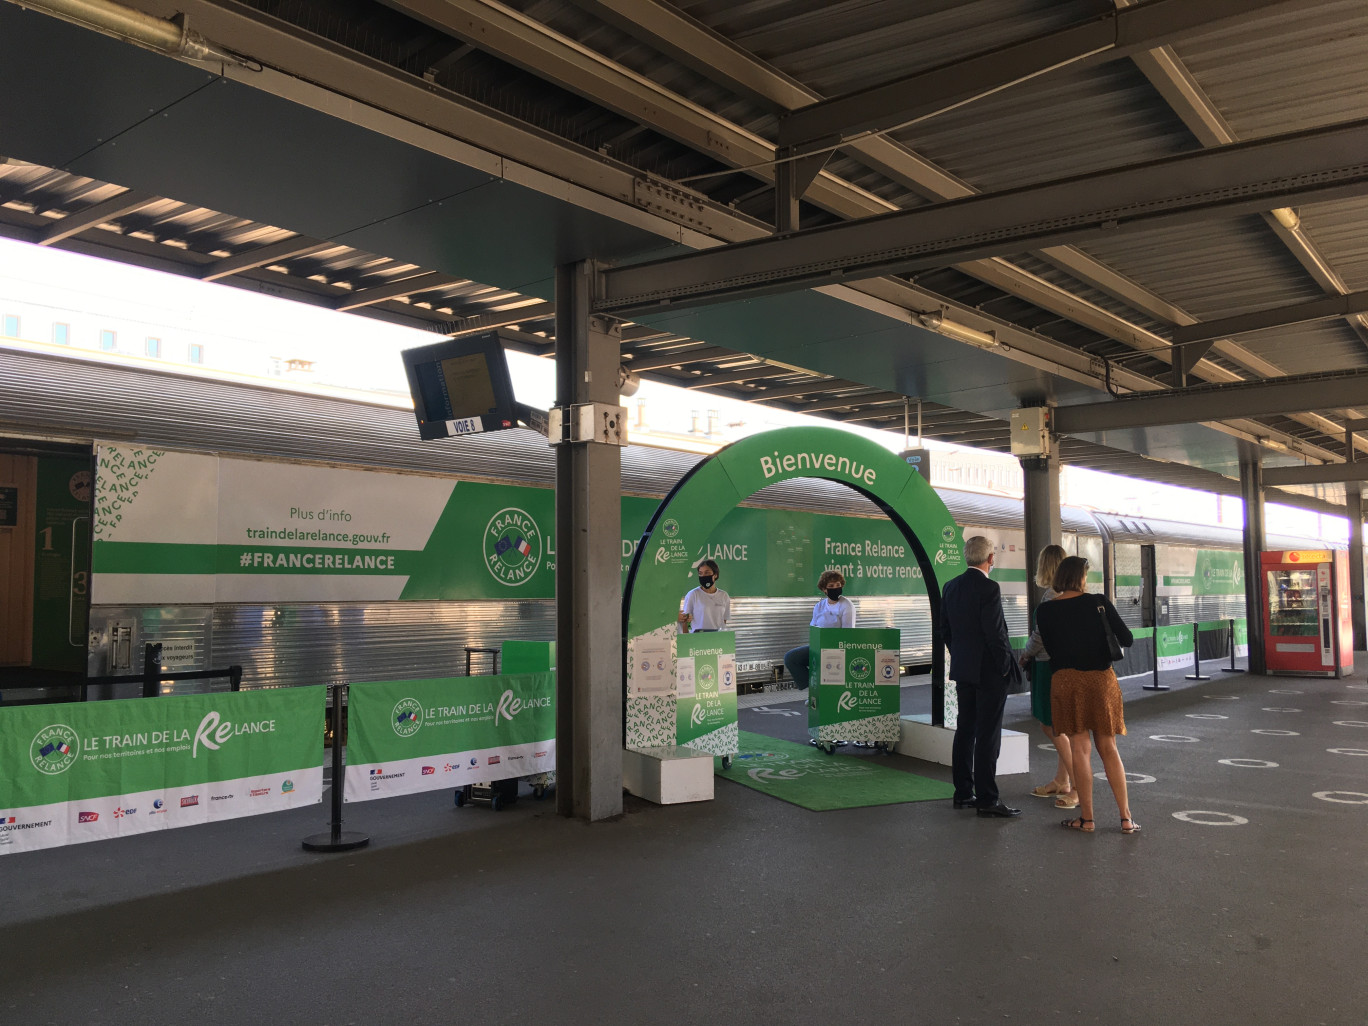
[303,684,370,853]
[1185,622,1211,681]
[1221,617,1242,673]
[1143,629,1169,691]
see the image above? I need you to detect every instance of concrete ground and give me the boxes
[3,664,1367,1025]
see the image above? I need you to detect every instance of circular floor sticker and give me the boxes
[1094,770,1156,783]
[1187,713,1228,720]
[1269,689,1303,695]
[1037,743,1056,752]
[1204,695,1239,700]
[1334,720,1368,728]
[1262,707,1301,713]
[1251,729,1300,736]
[1331,700,1368,706]
[1327,748,1368,756]
[1173,810,1247,826]
[1218,758,1278,768]
[1346,684,1368,691]
[1150,734,1199,742]
[1313,791,1368,804]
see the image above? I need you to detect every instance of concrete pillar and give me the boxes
[554,261,624,822]
[1020,451,1061,609]
[1348,484,1366,651]
[1239,449,1267,675]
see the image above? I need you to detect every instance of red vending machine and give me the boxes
[1259,550,1354,677]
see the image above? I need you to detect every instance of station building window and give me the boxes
[100,329,116,351]
[146,336,161,358]
[2,313,18,338]
[189,343,204,364]
[53,322,69,345]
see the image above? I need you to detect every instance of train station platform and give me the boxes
[3,663,1366,1025]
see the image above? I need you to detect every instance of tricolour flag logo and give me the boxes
[515,537,532,557]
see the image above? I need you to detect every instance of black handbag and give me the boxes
[1097,601,1124,661]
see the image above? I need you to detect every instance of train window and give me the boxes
[53,322,69,345]
[146,337,161,358]
[189,343,204,364]
[100,329,116,350]
[2,313,18,338]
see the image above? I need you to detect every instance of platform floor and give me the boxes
[4,663,1367,1025]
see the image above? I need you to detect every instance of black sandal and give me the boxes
[1061,817,1094,832]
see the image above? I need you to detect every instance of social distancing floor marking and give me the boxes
[1094,770,1155,783]
[1187,713,1228,720]
[1174,810,1247,826]
[1204,695,1239,700]
[1327,748,1368,756]
[1218,758,1278,768]
[1331,700,1368,706]
[1251,729,1300,736]
[1333,720,1368,727]
[1151,735,1199,742]
[1262,707,1301,713]
[1313,791,1368,804]
[1269,689,1303,695]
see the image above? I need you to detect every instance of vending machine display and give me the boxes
[1259,550,1353,677]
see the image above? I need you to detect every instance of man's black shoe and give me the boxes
[952,797,977,809]
[976,802,1022,818]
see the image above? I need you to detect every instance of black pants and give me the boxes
[951,679,1008,807]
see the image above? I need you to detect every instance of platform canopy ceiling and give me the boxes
[2,0,1368,509]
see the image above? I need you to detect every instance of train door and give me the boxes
[0,443,92,701]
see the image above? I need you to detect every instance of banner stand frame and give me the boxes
[304,684,370,853]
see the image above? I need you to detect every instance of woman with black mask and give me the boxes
[678,558,731,633]
[783,570,855,689]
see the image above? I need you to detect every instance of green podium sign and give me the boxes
[808,627,901,748]
[676,631,738,756]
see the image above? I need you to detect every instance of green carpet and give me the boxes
[715,731,955,811]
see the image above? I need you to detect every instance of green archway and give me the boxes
[623,426,965,751]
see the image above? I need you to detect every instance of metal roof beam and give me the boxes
[1262,463,1368,487]
[682,366,789,389]
[776,0,1291,149]
[1054,371,1368,434]
[624,345,736,372]
[444,300,556,336]
[1171,290,1368,346]
[600,116,1368,317]
[333,271,466,311]
[200,237,335,281]
[744,379,850,402]
[38,190,159,246]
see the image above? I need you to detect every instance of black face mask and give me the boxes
[826,587,843,600]
[699,576,715,588]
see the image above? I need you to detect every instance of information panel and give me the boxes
[675,631,738,756]
[808,627,902,746]
[0,687,324,855]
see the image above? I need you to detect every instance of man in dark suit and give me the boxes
[941,535,1022,818]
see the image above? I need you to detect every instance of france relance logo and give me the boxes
[484,507,542,586]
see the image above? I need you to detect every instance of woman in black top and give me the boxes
[1035,556,1140,835]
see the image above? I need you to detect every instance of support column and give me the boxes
[1239,448,1267,675]
[554,261,624,822]
[1348,484,1366,650]
[1020,451,1061,609]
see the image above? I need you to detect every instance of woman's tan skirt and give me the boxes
[1050,668,1126,736]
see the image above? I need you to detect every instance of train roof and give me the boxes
[0,345,1328,551]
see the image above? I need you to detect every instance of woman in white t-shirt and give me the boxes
[678,559,731,632]
[783,570,855,689]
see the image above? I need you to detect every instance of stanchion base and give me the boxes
[1220,668,1243,673]
[1184,674,1212,681]
[302,831,370,852]
[1141,684,1171,691]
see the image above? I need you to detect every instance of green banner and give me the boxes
[1155,624,1195,670]
[0,688,324,855]
[807,627,901,744]
[343,673,555,801]
[676,632,738,754]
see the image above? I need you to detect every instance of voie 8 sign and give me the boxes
[402,331,545,440]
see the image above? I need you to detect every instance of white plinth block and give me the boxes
[896,714,1030,776]
[622,745,715,804]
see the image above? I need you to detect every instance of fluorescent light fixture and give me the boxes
[916,309,1003,350]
